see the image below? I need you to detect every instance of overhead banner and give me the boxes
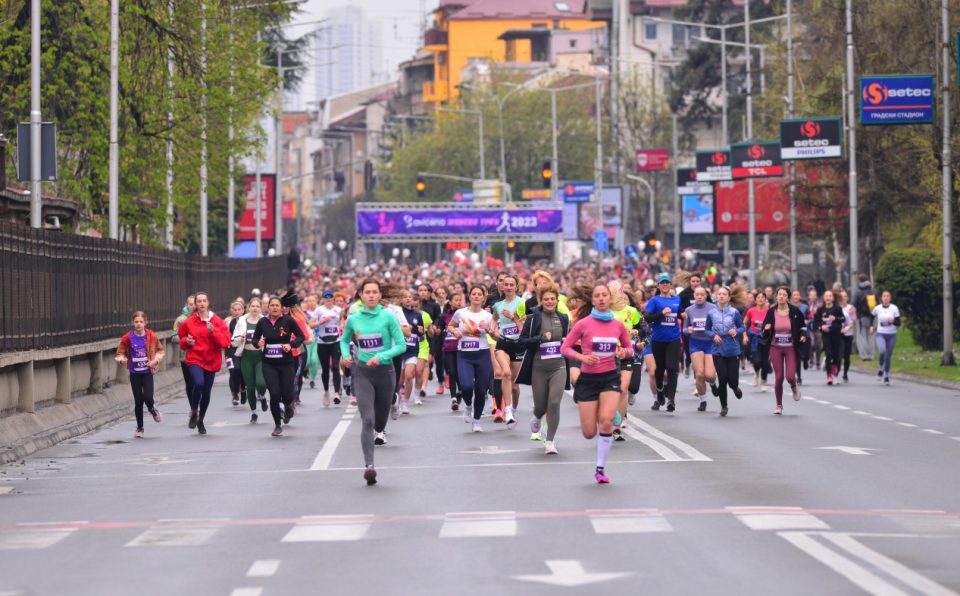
[860,74,934,125]
[714,179,790,234]
[780,117,842,160]
[238,174,276,241]
[636,148,671,172]
[356,208,563,237]
[731,141,783,178]
[695,149,732,182]
[676,167,713,195]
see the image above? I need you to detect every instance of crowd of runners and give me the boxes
[115,259,901,486]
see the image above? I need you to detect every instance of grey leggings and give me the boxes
[876,333,897,376]
[354,363,395,467]
[531,365,565,441]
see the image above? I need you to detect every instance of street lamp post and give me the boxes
[941,0,954,365]
[108,0,119,238]
[845,0,859,288]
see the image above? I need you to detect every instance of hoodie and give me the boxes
[340,304,407,365]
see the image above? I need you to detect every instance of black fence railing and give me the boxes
[0,222,287,352]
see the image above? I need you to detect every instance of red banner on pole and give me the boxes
[636,149,671,172]
[238,174,275,241]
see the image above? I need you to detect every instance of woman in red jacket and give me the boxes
[177,291,231,434]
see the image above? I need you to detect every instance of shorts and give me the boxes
[688,337,714,355]
[641,343,653,358]
[573,370,621,403]
[619,358,634,371]
[495,338,524,362]
[403,356,419,368]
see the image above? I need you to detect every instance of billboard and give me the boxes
[578,186,623,247]
[676,167,713,195]
[780,117,843,160]
[356,208,563,237]
[860,74,934,125]
[681,193,714,234]
[636,148,671,172]
[714,178,790,234]
[696,149,732,182]
[238,174,276,241]
[731,141,783,178]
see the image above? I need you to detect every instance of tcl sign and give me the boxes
[731,141,783,179]
[780,117,843,160]
[636,148,671,172]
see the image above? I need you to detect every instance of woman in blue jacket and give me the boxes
[705,285,748,417]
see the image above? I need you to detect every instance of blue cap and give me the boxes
[322,290,334,299]
[656,273,672,284]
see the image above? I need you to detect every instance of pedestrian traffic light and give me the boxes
[415,176,426,198]
[643,232,657,254]
[541,161,553,188]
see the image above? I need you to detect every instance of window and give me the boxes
[645,22,658,41]
[554,2,570,11]
[672,24,686,47]
[569,39,577,48]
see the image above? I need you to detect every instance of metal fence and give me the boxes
[0,222,287,352]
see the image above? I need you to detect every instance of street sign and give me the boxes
[561,181,594,203]
[593,230,608,252]
[624,243,638,259]
[453,189,474,203]
[472,179,502,204]
[676,167,713,195]
[860,74,934,125]
[780,117,843,160]
[731,142,783,178]
[695,150,732,182]
[477,240,490,250]
[520,188,552,200]
[635,148,671,172]
[16,122,57,181]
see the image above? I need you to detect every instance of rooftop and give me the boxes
[447,0,581,20]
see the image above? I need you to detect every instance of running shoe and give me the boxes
[419,390,426,399]
[792,386,801,401]
[613,428,625,442]
[451,399,459,411]
[594,470,610,484]
[240,394,247,405]
[733,386,743,399]
[463,408,472,423]
[333,394,342,405]
[472,421,483,433]
[150,409,163,423]
[134,428,144,438]
[877,370,883,379]
[628,393,636,406]
[666,400,676,413]
[884,377,890,385]
[720,407,728,417]
[232,395,240,406]
[530,432,543,442]
[250,412,258,424]
[827,375,833,386]
[272,426,283,436]
[374,432,387,446]
[697,401,707,412]
[530,416,542,434]
[684,367,691,379]
[436,385,444,395]
[506,413,517,430]
[350,396,357,405]
[188,410,198,429]
[414,397,423,406]
[774,405,783,415]
[710,383,720,397]
[544,441,558,455]
[310,381,315,389]
[390,400,399,420]
[283,407,292,425]
[323,392,331,408]
[400,400,410,415]
[842,374,849,383]
[260,397,268,412]
[364,466,377,486]
[197,420,206,435]
[493,409,504,423]
[650,400,661,411]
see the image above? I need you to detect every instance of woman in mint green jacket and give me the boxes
[340,279,406,486]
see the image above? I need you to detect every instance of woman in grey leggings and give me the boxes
[515,283,569,455]
[869,290,901,385]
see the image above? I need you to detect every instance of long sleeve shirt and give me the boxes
[340,304,407,366]
[561,315,633,375]
[251,314,305,364]
[705,305,745,358]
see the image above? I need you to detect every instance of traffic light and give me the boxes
[506,240,517,253]
[541,160,553,188]
[415,176,426,198]
[643,232,657,255]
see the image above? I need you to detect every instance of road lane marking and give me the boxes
[620,425,683,461]
[282,515,374,542]
[896,422,917,428]
[309,417,354,471]
[513,560,633,587]
[779,532,910,596]
[230,589,263,596]
[921,429,944,435]
[627,417,711,461]
[0,529,76,550]
[439,511,517,538]
[853,410,872,415]
[832,405,851,410]
[246,560,280,577]
[816,400,832,405]
[126,526,218,547]
[873,416,893,421]
[728,506,830,531]
[588,509,672,534]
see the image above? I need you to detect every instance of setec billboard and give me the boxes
[860,74,934,125]
[730,141,783,178]
[780,117,843,160]
[695,149,732,182]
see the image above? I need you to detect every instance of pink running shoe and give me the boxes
[594,471,610,484]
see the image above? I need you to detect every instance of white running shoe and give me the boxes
[463,407,473,423]
[414,398,423,406]
[472,421,483,433]
[544,441,558,454]
[374,431,387,446]
[529,416,541,434]
[400,400,410,415]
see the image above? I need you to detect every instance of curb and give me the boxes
[850,363,960,392]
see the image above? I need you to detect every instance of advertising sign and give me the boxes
[731,141,783,178]
[681,194,714,235]
[676,167,713,195]
[860,74,934,125]
[578,186,622,246]
[780,117,843,160]
[238,174,275,241]
[636,148,671,172]
[521,189,552,200]
[714,179,790,234]
[560,181,594,203]
[695,149,732,182]
[356,208,562,237]
[452,189,474,203]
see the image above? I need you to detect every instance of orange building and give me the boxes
[421,0,604,104]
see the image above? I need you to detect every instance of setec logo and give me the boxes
[711,152,728,166]
[862,82,888,105]
[747,144,765,160]
[800,121,821,138]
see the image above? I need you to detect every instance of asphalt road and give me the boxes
[1,365,958,596]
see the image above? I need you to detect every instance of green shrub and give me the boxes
[874,248,942,350]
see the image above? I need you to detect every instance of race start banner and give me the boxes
[356,208,563,236]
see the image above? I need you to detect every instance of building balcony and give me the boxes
[423,80,449,103]
[423,28,448,50]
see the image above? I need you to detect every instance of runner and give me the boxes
[839,289,856,383]
[251,294,307,437]
[115,311,164,438]
[560,284,633,484]
[418,283,444,394]
[516,282,569,454]
[225,300,246,406]
[382,284,412,420]
[761,286,805,413]
[340,279,406,485]
[678,272,702,378]
[644,273,683,413]
[450,284,499,433]
[176,291,231,435]
[683,286,718,412]
[441,291,465,411]
[432,284,450,395]
[399,288,425,414]
[302,293,322,392]
[416,301,434,403]
[492,274,526,428]
[806,288,824,371]
[231,297,267,423]
[744,292,772,392]
[564,284,595,389]
[608,279,640,439]
[704,285,747,417]
[814,290,844,385]
[172,295,196,409]
[286,298,312,406]
[315,291,343,406]
[870,290,901,385]
[790,289,808,386]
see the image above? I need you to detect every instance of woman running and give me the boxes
[839,289,856,383]
[704,285,746,417]
[231,297,267,423]
[286,299,313,406]
[115,311,164,438]
[382,284,412,420]
[516,282,569,454]
[683,286,718,412]
[315,291,344,406]
[302,293,322,392]
[560,284,633,483]
[608,279,640,440]
[340,279,408,484]
[744,292,772,392]
[564,284,594,389]
[441,291,465,411]
[761,286,805,413]
[492,275,526,428]
[399,289,425,414]
[177,291,231,435]
[644,273,683,413]
[252,294,306,437]
[814,290,844,385]
[173,295,196,408]
[432,285,450,395]
[225,300,246,406]
[450,284,499,433]
[870,290,901,385]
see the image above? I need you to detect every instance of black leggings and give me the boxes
[187,365,216,420]
[431,337,445,383]
[180,361,194,401]
[443,351,460,399]
[822,331,842,377]
[841,335,853,376]
[751,344,771,380]
[130,373,155,429]
[712,354,740,409]
[228,357,244,396]
[628,359,644,395]
[652,340,681,400]
[316,343,342,393]
[262,360,295,426]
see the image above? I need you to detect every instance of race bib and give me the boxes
[358,334,384,353]
[774,334,792,346]
[661,313,677,326]
[131,356,149,373]
[539,341,562,359]
[592,337,617,357]
[692,318,706,330]
[323,324,339,336]
[225,358,235,370]
[460,338,481,352]
[264,343,283,358]
[501,324,519,338]
[245,329,254,342]
[406,335,419,347]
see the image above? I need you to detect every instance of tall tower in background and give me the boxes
[315,5,386,101]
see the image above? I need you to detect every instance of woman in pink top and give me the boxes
[761,287,806,414]
[561,284,633,484]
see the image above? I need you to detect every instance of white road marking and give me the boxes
[309,417,354,471]
[439,511,517,538]
[802,396,816,401]
[588,509,673,534]
[230,589,263,596]
[832,405,851,410]
[620,425,683,461]
[282,515,374,542]
[815,446,877,456]
[853,410,872,415]
[873,416,893,421]
[896,422,918,428]
[952,437,960,441]
[126,527,217,547]
[921,429,944,435]
[246,560,280,577]
[817,400,832,405]
[0,487,13,496]
[626,417,712,461]
[729,506,830,531]
[0,529,76,550]
[780,532,910,596]
[513,560,632,587]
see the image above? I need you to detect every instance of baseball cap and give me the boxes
[322,290,334,299]
[656,273,672,284]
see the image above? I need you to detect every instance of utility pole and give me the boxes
[275,48,284,254]
[199,1,208,256]
[941,0,954,365]
[165,0,175,248]
[745,0,756,288]
[595,77,604,252]
[227,10,235,257]
[787,0,798,289]
[672,113,679,264]
[109,0,120,238]
[720,26,731,269]
[30,0,42,229]
[846,0,859,287]
[551,90,562,265]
